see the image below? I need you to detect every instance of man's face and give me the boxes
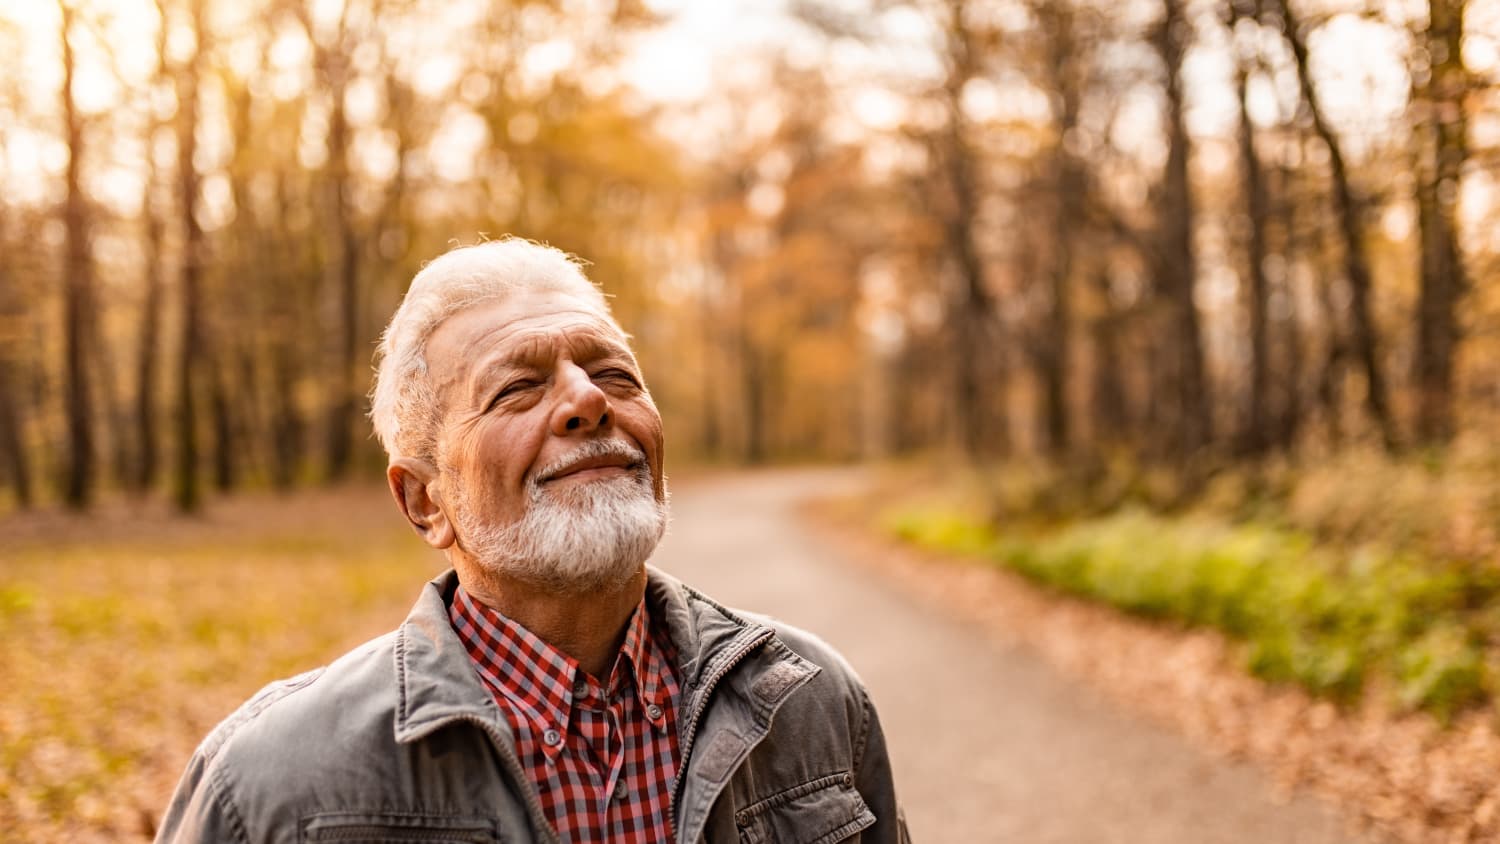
[422,287,667,590]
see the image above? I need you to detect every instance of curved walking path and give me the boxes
[654,467,1382,844]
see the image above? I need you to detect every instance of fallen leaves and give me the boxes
[0,486,438,843]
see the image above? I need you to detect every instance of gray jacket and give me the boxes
[156,567,909,843]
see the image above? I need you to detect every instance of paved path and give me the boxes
[653,468,1380,844]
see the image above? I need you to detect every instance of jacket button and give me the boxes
[735,811,749,827]
[842,773,854,787]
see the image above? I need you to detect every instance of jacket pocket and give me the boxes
[735,772,876,844]
[301,811,500,843]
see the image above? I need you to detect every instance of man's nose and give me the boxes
[550,364,611,435]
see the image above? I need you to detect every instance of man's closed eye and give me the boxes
[489,380,540,410]
[592,369,640,389]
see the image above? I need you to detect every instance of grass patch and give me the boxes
[888,507,1497,720]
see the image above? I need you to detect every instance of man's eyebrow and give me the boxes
[578,335,636,363]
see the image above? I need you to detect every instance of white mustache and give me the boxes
[532,438,647,485]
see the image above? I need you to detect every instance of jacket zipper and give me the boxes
[670,628,775,821]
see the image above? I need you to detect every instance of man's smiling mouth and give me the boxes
[537,443,646,484]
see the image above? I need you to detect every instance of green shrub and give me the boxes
[887,506,1493,719]
[886,509,997,557]
[1395,624,1486,722]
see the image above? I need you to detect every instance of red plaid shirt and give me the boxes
[449,586,682,844]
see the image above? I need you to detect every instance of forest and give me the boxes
[5,1,1500,840]
[1,0,1494,512]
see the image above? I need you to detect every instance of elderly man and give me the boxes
[157,239,908,844]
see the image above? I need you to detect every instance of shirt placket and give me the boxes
[577,670,628,813]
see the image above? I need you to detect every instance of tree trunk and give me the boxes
[1272,158,1305,450]
[210,361,235,490]
[1036,3,1082,458]
[0,140,33,507]
[0,360,30,508]
[173,0,206,512]
[1088,269,1129,446]
[946,155,1004,459]
[1412,0,1467,444]
[59,0,95,508]
[1312,211,1348,448]
[136,195,164,490]
[939,5,1006,458]
[740,334,769,464]
[1272,0,1397,449]
[702,228,743,460]
[266,169,305,491]
[269,339,304,490]
[1230,0,1273,454]
[95,334,134,487]
[316,22,360,481]
[0,240,31,507]
[1152,0,1211,458]
[132,0,171,488]
[134,1,169,492]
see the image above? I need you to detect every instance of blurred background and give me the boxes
[2,0,1499,840]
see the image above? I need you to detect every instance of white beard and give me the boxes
[450,441,669,593]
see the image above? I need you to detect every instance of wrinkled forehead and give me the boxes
[495,318,637,367]
[424,290,634,385]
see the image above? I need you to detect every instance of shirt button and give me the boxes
[573,678,589,697]
[613,780,627,801]
[646,703,663,720]
[542,728,562,747]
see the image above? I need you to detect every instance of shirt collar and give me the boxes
[619,596,673,727]
[448,585,671,756]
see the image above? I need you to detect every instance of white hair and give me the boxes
[370,237,616,462]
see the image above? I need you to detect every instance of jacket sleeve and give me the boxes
[154,747,249,844]
[853,687,912,843]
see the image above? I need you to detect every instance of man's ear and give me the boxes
[387,457,456,550]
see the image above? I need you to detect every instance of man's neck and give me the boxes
[453,562,648,679]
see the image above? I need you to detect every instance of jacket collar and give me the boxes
[393,566,817,745]
[393,570,503,745]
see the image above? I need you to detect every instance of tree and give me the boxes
[297,0,368,481]
[934,0,1008,458]
[1031,0,1087,457]
[172,0,207,512]
[1269,0,1397,449]
[0,194,32,508]
[1149,0,1211,458]
[1412,0,1468,444]
[132,0,171,492]
[59,0,96,508]
[319,39,361,481]
[1228,0,1274,454]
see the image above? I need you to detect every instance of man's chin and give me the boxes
[461,484,668,595]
